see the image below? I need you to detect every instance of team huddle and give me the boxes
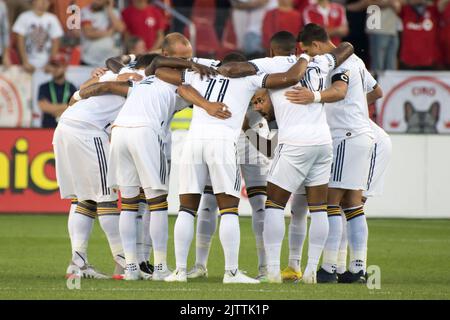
[53,23,392,284]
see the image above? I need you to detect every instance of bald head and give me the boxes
[162,33,193,59]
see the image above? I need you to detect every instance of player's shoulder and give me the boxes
[311,53,336,70]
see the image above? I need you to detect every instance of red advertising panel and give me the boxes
[0,129,70,213]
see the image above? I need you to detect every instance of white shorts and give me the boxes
[364,135,392,198]
[241,163,268,188]
[267,143,333,193]
[329,133,374,190]
[53,122,118,202]
[108,126,168,192]
[178,138,241,198]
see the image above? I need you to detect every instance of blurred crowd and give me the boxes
[0,0,449,74]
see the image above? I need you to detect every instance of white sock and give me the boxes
[345,206,368,273]
[119,210,138,265]
[143,211,152,262]
[71,212,94,267]
[337,213,348,274]
[306,208,329,273]
[150,210,169,268]
[249,194,266,269]
[98,214,123,261]
[219,213,240,272]
[263,203,285,276]
[195,193,218,268]
[174,210,195,270]
[288,194,308,272]
[136,213,145,263]
[67,202,78,253]
[322,209,343,274]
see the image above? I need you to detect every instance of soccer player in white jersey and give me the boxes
[187,106,272,280]
[99,49,231,280]
[218,30,353,284]
[284,23,375,283]
[155,52,312,283]
[53,56,151,279]
[335,74,392,282]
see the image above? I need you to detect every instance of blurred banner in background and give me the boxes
[0,66,32,127]
[0,129,70,213]
[376,71,450,134]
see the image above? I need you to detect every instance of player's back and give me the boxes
[60,94,126,131]
[114,76,185,131]
[251,54,334,146]
[184,71,264,141]
[325,54,373,138]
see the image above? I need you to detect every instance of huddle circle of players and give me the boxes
[55,23,392,284]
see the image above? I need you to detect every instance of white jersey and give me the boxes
[251,54,335,146]
[182,70,267,141]
[369,119,389,142]
[325,54,374,138]
[113,75,190,131]
[191,57,221,69]
[60,95,126,131]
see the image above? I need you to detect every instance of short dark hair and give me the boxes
[135,53,159,69]
[270,31,297,54]
[222,52,247,65]
[297,23,330,45]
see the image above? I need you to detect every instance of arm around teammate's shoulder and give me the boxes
[262,54,310,89]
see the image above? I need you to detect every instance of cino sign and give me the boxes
[0,129,70,213]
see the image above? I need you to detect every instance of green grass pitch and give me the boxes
[0,215,449,300]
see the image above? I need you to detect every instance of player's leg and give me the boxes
[319,187,345,282]
[336,211,348,276]
[166,138,207,282]
[136,189,152,274]
[141,188,153,273]
[282,192,308,281]
[189,185,218,279]
[241,164,268,279]
[67,198,78,256]
[208,139,258,284]
[339,190,368,283]
[146,190,170,280]
[165,193,202,282]
[97,200,126,278]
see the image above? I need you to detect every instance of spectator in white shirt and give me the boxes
[0,0,11,67]
[80,0,126,66]
[12,0,64,73]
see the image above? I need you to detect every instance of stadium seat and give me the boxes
[184,21,220,57]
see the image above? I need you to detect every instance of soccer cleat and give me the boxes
[65,263,81,278]
[80,264,110,279]
[316,267,338,283]
[140,261,153,275]
[187,264,208,279]
[152,264,172,281]
[146,261,154,274]
[302,269,317,284]
[281,266,303,281]
[337,270,367,284]
[164,269,187,282]
[256,266,268,282]
[223,270,260,284]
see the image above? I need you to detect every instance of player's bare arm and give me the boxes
[331,42,354,67]
[367,84,383,105]
[146,56,217,79]
[69,81,131,106]
[262,55,310,89]
[285,78,349,104]
[217,62,258,78]
[105,54,135,73]
[177,85,232,120]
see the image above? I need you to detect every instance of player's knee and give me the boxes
[247,186,267,213]
[147,194,168,213]
[97,200,120,216]
[291,194,308,217]
[75,200,97,218]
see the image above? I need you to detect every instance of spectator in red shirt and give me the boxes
[122,0,165,52]
[438,0,450,68]
[400,0,441,69]
[262,0,303,50]
[303,0,348,45]
[293,0,316,12]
